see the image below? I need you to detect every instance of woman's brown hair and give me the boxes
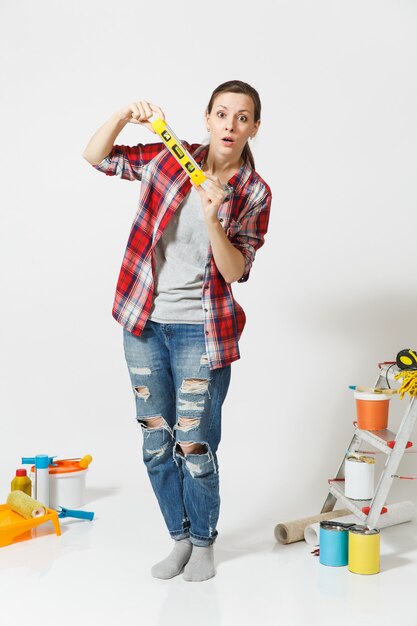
[206,80,261,169]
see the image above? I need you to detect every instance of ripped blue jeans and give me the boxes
[123,321,231,547]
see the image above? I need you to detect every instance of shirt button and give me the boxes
[204,308,208,312]
[219,218,223,223]
[204,285,209,289]
[205,331,209,335]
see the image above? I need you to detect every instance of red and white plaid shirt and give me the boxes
[93,141,271,369]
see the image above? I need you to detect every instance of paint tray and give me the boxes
[0,503,61,547]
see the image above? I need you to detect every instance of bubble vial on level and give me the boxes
[150,116,206,187]
[172,144,184,159]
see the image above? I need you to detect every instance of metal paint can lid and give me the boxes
[354,390,391,401]
[347,455,376,464]
[349,525,380,535]
[320,521,347,531]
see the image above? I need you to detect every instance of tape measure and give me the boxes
[151,117,207,187]
[396,349,417,370]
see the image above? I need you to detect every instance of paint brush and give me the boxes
[348,385,397,395]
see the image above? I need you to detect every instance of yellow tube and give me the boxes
[348,527,380,575]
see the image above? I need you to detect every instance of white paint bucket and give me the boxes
[345,455,375,500]
[48,460,88,509]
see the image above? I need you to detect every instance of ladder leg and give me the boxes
[366,397,417,528]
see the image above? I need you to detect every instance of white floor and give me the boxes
[2,474,417,626]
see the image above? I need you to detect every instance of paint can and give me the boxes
[354,390,391,430]
[319,522,349,566]
[345,455,375,500]
[348,525,380,575]
[48,460,88,509]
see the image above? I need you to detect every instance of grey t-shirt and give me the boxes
[149,186,209,323]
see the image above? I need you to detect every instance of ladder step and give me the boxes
[328,481,368,521]
[354,427,397,454]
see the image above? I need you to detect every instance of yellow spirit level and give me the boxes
[151,117,207,187]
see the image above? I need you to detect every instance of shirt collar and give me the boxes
[193,144,253,194]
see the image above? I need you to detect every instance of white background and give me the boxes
[1,1,417,623]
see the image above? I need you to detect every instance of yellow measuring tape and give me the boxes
[151,117,207,187]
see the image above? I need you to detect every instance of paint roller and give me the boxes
[7,491,94,521]
[7,490,47,519]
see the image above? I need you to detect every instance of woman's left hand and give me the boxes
[193,175,227,225]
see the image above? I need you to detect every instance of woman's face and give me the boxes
[205,92,260,161]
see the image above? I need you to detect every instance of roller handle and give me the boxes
[57,507,94,521]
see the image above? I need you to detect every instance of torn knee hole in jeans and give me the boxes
[177,416,200,431]
[180,378,209,395]
[145,441,170,458]
[178,399,205,412]
[200,354,209,366]
[137,415,165,430]
[175,443,215,477]
[134,385,151,401]
[130,366,151,375]
[175,442,207,455]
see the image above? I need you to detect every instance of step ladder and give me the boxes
[321,363,417,528]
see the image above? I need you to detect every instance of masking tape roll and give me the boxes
[7,490,47,519]
[274,509,351,544]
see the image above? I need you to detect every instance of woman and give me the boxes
[83,80,272,582]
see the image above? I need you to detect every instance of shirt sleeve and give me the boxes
[231,192,272,283]
[92,142,166,181]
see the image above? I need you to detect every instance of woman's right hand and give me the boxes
[116,100,165,133]
[83,100,165,165]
